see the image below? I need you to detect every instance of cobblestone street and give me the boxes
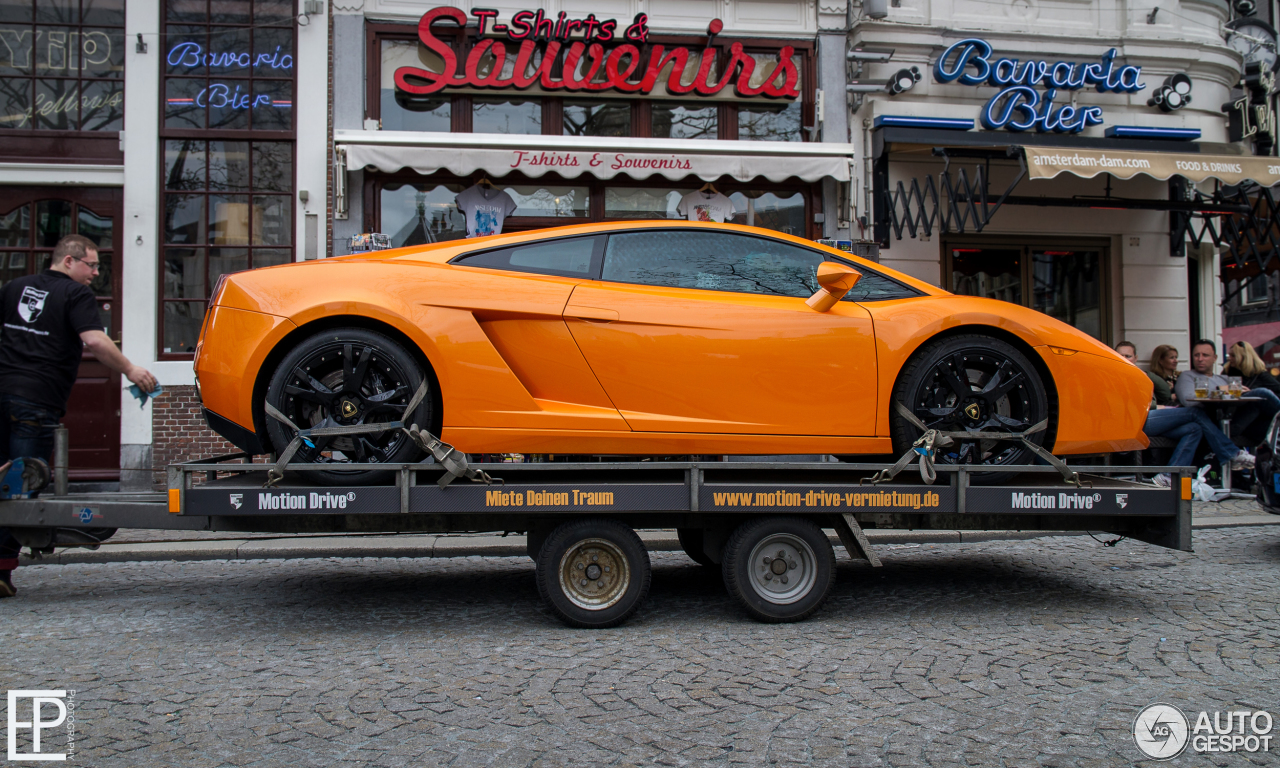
[3,527,1278,767]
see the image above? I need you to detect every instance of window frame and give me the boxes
[942,235,1113,343]
[156,0,299,361]
[0,0,127,162]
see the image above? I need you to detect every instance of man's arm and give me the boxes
[1173,371,1198,408]
[79,330,158,392]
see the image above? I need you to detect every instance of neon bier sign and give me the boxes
[933,38,1145,133]
[393,7,800,100]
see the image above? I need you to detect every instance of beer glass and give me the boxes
[1194,379,1209,399]
[1228,376,1243,398]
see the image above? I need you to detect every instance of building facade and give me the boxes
[847,0,1261,371]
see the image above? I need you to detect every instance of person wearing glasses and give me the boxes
[0,234,157,598]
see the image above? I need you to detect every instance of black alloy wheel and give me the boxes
[265,328,432,485]
[891,334,1050,485]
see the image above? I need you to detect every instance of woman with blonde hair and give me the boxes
[1225,341,1280,395]
[1146,344,1179,405]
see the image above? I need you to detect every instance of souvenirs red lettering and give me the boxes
[394,7,800,100]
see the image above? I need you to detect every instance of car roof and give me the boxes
[336,220,945,297]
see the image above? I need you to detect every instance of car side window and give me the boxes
[602,230,922,302]
[454,235,603,277]
[602,231,823,298]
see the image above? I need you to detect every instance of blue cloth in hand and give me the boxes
[128,383,163,408]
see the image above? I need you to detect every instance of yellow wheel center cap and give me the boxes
[341,399,359,418]
[965,403,981,420]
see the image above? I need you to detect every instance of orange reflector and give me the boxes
[168,488,180,513]
[1180,477,1192,500]
[1048,346,1078,356]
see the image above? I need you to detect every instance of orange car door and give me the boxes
[564,229,878,436]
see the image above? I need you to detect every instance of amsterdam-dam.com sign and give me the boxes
[393,7,801,100]
[934,38,1146,133]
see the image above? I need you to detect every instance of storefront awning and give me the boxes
[335,130,855,184]
[1024,146,1280,187]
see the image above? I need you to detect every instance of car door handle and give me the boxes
[564,306,619,322]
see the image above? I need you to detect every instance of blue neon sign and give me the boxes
[934,38,1144,133]
[166,42,294,71]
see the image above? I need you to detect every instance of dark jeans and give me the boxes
[0,393,59,571]
[1218,389,1280,446]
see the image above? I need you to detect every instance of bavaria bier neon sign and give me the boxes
[394,7,800,99]
[934,38,1146,133]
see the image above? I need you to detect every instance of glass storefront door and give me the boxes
[944,239,1108,342]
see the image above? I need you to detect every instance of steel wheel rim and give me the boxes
[558,537,631,611]
[279,341,416,465]
[747,533,818,605]
[911,348,1038,467]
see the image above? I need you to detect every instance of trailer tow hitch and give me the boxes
[866,403,1086,487]
[262,380,500,488]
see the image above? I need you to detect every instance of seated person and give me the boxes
[1147,344,1180,406]
[1143,405,1253,487]
[1225,341,1280,396]
[1174,339,1280,447]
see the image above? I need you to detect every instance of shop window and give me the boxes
[950,247,1022,305]
[160,139,293,354]
[728,191,805,234]
[605,188,690,219]
[0,0,125,131]
[379,39,450,131]
[563,101,630,137]
[651,102,717,140]
[1031,249,1102,339]
[161,0,294,132]
[506,185,589,218]
[738,101,802,142]
[381,182,467,247]
[472,97,541,134]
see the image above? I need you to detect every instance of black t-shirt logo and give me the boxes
[18,286,48,323]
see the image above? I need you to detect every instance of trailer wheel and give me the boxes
[722,517,834,623]
[536,518,651,629]
[676,527,716,566]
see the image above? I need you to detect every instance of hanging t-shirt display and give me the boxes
[676,190,736,223]
[455,184,518,238]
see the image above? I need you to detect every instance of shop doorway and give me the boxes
[0,187,123,479]
[942,237,1111,343]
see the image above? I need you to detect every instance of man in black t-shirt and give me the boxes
[0,234,156,597]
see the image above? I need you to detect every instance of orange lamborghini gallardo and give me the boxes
[193,221,1151,484]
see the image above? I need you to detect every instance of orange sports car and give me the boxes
[194,220,1151,484]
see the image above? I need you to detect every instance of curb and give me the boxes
[24,524,1272,566]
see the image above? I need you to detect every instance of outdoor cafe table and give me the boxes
[1185,396,1255,495]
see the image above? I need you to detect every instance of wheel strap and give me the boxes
[262,379,434,487]
[866,402,1083,487]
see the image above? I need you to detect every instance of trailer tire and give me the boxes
[536,518,651,629]
[722,516,834,623]
[676,527,716,567]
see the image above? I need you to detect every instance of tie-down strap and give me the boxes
[261,379,494,488]
[864,402,1084,487]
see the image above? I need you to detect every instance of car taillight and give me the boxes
[210,274,229,306]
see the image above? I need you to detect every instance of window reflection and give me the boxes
[505,186,588,218]
[563,101,630,137]
[605,188,690,219]
[950,248,1021,304]
[728,191,805,235]
[651,102,716,139]
[473,98,541,134]
[380,183,467,248]
[603,231,821,298]
[1032,249,1101,338]
[739,101,802,142]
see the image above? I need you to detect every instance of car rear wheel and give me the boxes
[265,328,432,486]
[891,333,1050,485]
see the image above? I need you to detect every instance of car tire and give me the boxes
[722,516,835,623]
[676,527,716,567]
[265,328,432,486]
[535,518,651,629]
[891,333,1050,486]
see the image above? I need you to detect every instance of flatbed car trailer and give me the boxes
[0,457,1193,627]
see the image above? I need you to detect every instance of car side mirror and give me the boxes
[805,261,862,312]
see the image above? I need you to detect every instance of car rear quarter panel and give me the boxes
[195,306,296,427]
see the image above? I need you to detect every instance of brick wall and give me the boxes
[151,385,243,488]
